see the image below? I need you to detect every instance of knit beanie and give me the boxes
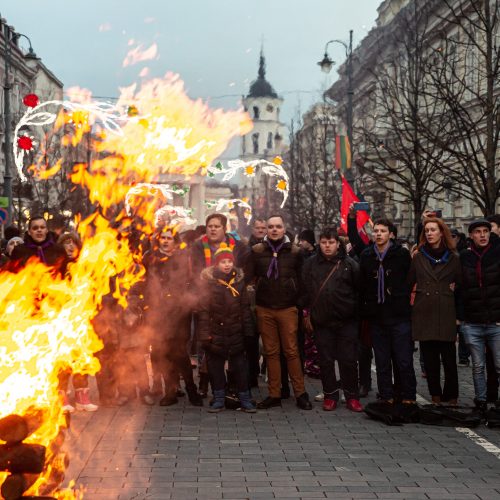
[299,229,315,247]
[214,242,235,265]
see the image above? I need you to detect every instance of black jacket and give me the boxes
[141,248,194,321]
[9,233,66,274]
[246,237,303,309]
[302,251,360,328]
[359,242,412,323]
[459,237,500,324]
[198,267,253,356]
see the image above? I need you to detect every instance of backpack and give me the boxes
[419,405,482,428]
[364,401,420,426]
[486,406,500,428]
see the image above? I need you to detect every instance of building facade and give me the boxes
[326,0,500,237]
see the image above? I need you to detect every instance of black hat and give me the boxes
[299,229,315,247]
[468,219,492,233]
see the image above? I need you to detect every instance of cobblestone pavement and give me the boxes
[64,353,500,500]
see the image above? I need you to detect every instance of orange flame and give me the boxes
[2,73,251,497]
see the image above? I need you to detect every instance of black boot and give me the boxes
[198,373,209,398]
[187,385,203,407]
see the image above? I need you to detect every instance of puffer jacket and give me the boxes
[302,250,359,328]
[459,237,500,324]
[246,237,303,309]
[198,267,253,356]
[359,242,412,323]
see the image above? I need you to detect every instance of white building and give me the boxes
[240,50,287,217]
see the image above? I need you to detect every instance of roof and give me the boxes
[247,50,278,99]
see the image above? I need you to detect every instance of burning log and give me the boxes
[0,415,29,445]
[0,472,38,499]
[0,443,46,474]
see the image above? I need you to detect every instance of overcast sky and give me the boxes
[3,0,381,133]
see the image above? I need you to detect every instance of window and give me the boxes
[267,132,273,150]
[252,133,259,154]
[253,106,260,119]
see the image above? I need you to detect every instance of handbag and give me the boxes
[303,260,341,334]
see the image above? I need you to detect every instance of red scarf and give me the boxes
[470,243,491,288]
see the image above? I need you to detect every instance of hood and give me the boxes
[201,266,244,284]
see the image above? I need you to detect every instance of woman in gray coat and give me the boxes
[408,217,461,405]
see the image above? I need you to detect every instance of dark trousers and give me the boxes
[420,340,459,401]
[358,345,372,389]
[458,326,470,363]
[151,316,196,397]
[95,345,119,401]
[371,321,416,401]
[315,321,359,401]
[358,320,372,390]
[206,351,249,392]
[116,347,150,398]
[245,334,260,386]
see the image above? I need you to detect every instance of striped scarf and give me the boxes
[202,235,236,268]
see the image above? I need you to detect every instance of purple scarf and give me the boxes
[374,241,392,304]
[25,236,54,264]
[266,238,285,279]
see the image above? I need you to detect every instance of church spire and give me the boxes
[258,47,266,80]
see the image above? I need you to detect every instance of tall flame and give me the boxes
[2,73,251,497]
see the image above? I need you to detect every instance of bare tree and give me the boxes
[356,1,450,234]
[286,103,341,234]
[422,0,500,216]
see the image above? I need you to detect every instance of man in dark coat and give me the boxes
[359,218,417,404]
[9,215,66,274]
[459,219,500,410]
[302,227,363,412]
[142,227,202,407]
[246,215,311,410]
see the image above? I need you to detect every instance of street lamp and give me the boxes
[318,30,354,181]
[2,24,37,224]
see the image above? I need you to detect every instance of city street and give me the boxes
[64,356,500,500]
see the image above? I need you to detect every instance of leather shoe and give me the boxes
[257,396,282,409]
[296,392,312,410]
[346,399,363,412]
[159,396,178,407]
[323,399,337,411]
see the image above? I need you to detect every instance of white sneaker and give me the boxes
[62,403,75,413]
[314,393,324,402]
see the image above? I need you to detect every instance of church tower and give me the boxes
[240,50,286,216]
[241,49,286,160]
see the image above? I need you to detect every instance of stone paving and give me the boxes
[63,354,500,500]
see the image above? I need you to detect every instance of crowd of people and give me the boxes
[1,208,499,415]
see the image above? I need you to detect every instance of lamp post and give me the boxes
[318,30,354,184]
[2,24,37,224]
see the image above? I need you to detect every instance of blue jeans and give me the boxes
[371,321,416,401]
[462,323,500,402]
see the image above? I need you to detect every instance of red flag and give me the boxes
[340,176,370,239]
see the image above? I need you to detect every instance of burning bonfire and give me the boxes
[1,73,252,498]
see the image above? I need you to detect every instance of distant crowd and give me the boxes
[1,209,499,415]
